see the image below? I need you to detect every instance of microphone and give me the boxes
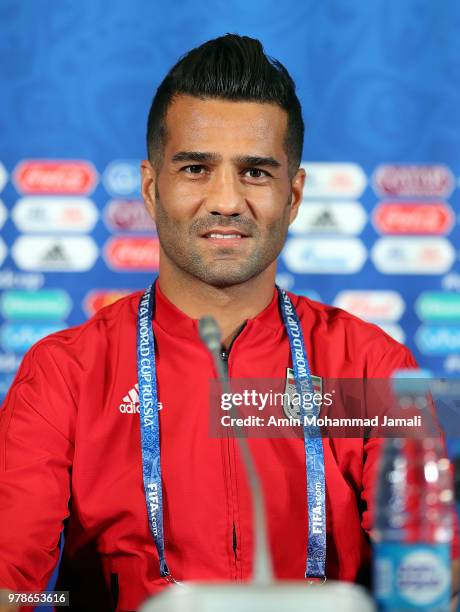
[199,315,273,585]
[198,316,221,354]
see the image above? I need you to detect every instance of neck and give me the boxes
[158,260,277,348]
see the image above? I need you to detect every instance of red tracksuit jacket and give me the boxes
[0,285,425,610]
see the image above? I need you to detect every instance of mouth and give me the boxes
[200,228,250,244]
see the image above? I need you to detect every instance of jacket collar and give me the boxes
[153,281,283,341]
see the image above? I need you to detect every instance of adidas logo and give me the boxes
[119,383,163,414]
[41,243,68,263]
[311,210,337,229]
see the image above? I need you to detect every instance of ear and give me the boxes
[288,166,306,225]
[141,159,157,222]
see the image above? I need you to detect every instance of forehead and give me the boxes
[163,94,289,159]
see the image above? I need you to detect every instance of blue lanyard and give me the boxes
[137,284,169,578]
[277,287,326,580]
[137,283,326,581]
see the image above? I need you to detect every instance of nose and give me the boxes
[203,166,246,217]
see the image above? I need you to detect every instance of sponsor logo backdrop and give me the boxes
[1,0,460,404]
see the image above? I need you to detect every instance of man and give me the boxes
[0,34,457,611]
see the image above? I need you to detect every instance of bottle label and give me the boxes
[373,542,451,611]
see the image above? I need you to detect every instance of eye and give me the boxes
[244,168,270,179]
[183,165,206,175]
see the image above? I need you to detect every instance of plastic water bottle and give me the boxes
[372,375,454,611]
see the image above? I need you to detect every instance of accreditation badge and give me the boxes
[282,368,323,420]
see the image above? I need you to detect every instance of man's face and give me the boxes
[142,95,305,288]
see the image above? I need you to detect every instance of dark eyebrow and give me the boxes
[232,155,281,169]
[171,151,282,169]
[171,151,221,163]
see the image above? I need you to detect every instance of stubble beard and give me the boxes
[154,187,292,288]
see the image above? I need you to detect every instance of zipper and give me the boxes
[220,347,241,580]
[110,572,119,611]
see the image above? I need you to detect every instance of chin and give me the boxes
[196,266,263,288]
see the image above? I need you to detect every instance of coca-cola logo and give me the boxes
[104,237,160,271]
[373,202,453,235]
[373,165,453,198]
[84,290,134,317]
[13,160,98,194]
[104,200,156,232]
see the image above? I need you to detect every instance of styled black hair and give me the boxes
[146,34,304,175]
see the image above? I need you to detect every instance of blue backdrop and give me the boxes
[0,0,460,394]
[0,2,460,395]
[0,0,460,378]
[1,1,460,607]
